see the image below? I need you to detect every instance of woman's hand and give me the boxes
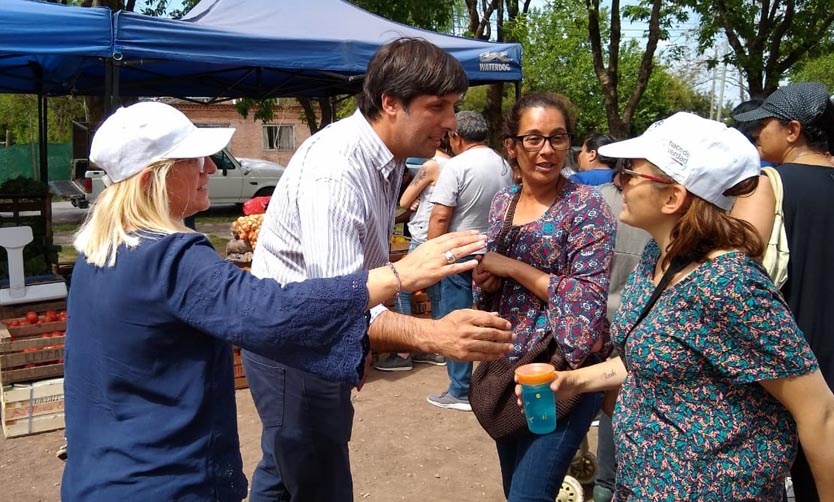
[515,370,582,409]
[395,231,486,292]
[473,264,503,293]
[476,252,513,278]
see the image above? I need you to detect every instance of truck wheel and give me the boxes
[253,187,274,197]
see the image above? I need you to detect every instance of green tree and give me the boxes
[585,0,691,137]
[789,53,834,91]
[351,0,454,32]
[515,0,708,140]
[0,95,86,146]
[684,0,834,98]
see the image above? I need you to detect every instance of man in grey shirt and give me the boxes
[426,110,514,411]
[243,39,513,502]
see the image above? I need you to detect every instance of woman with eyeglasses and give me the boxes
[61,102,500,501]
[535,112,834,500]
[470,92,616,500]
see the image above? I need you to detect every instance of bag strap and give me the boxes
[762,167,784,215]
[494,189,522,255]
[622,255,690,369]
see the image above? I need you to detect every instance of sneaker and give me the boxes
[412,353,446,366]
[427,391,472,411]
[373,354,413,372]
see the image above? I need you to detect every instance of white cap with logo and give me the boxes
[89,101,235,187]
[598,112,760,210]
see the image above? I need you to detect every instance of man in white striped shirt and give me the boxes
[243,38,514,502]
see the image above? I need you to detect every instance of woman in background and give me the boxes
[732,82,834,501]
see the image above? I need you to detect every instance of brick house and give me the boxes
[173,99,312,166]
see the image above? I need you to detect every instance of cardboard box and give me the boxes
[2,377,65,438]
[233,347,247,390]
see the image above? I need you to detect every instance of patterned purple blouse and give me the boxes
[476,181,616,369]
[612,241,819,500]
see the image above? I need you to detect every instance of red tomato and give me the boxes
[58,311,68,321]
[25,311,39,324]
[44,311,58,323]
[8,320,20,327]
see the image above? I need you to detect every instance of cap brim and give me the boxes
[732,107,776,123]
[597,136,654,160]
[164,127,236,159]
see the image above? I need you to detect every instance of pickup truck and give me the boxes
[56,147,284,208]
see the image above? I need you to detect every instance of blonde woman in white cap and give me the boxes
[532,112,834,500]
[61,101,509,501]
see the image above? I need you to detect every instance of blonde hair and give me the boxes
[73,159,194,267]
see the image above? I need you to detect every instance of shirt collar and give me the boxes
[352,110,403,179]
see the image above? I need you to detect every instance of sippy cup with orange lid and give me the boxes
[515,363,557,434]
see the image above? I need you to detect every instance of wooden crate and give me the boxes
[233,347,248,389]
[0,312,66,386]
[2,377,65,438]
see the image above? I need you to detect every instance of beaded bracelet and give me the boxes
[386,261,402,300]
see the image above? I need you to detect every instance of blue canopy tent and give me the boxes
[0,0,113,181]
[107,0,522,99]
[0,0,523,178]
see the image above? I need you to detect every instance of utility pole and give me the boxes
[716,40,728,121]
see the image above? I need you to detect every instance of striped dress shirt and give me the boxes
[252,110,403,320]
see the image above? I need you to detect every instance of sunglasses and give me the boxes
[617,160,675,187]
[174,157,206,173]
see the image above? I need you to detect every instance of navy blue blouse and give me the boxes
[62,233,369,501]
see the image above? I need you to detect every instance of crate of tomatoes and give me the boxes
[0,308,67,386]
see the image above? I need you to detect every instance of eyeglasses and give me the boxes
[618,161,675,187]
[514,133,572,152]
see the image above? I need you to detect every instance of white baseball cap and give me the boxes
[89,101,235,186]
[598,112,760,210]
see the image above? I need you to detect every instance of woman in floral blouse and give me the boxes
[472,92,616,501]
[543,112,834,500]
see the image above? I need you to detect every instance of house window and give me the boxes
[263,125,294,150]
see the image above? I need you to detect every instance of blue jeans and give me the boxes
[392,239,423,316]
[436,266,474,399]
[595,411,616,493]
[496,392,602,502]
[242,350,354,502]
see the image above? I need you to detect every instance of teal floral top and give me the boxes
[612,241,818,501]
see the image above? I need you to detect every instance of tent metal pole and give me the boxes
[514,81,521,101]
[37,93,48,182]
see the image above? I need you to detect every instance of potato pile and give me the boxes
[227,214,265,264]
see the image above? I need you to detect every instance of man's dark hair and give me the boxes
[357,38,468,120]
[454,111,488,142]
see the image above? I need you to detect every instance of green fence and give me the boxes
[0,143,72,182]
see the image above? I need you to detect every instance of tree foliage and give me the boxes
[790,53,834,91]
[0,95,86,146]
[515,0,708,140]
[683,0,834,98]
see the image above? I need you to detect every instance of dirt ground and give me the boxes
[0,362,598,501]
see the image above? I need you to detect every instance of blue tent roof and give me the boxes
[0,0,112,95]
[1,0,522,98]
